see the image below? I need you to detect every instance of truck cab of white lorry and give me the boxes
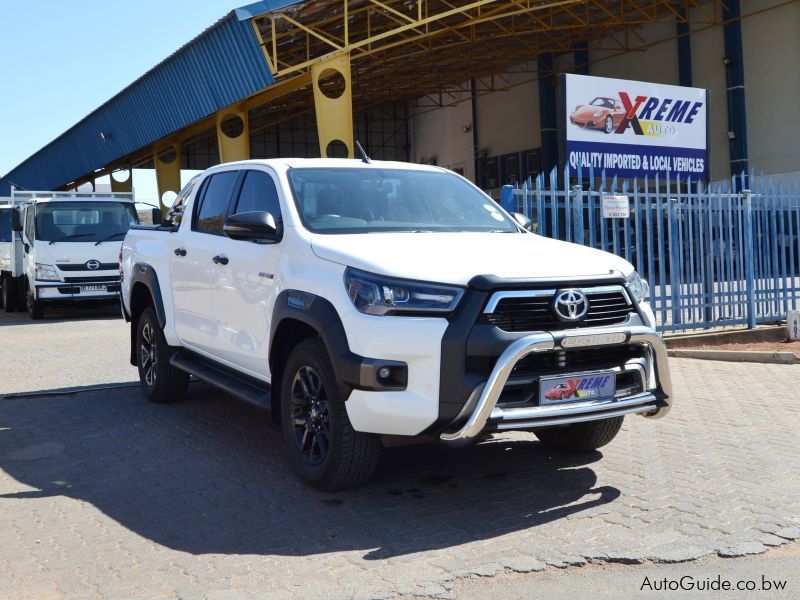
[4,190,139,318]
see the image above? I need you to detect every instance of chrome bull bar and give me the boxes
[440,325,672,444]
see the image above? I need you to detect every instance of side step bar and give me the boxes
[170,350,271,411]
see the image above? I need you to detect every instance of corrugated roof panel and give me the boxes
[0,10,275,195]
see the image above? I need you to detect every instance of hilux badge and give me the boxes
[553,290,589,321]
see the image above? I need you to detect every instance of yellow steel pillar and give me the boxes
[311,53,353,158]
[216,107,250,163]
[154,143,181,214]
[110,168,133,193]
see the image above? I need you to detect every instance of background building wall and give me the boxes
[742,0,800,179]
[408,4,800,187]
[409,91,474,179]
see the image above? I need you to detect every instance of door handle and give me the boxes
[212,255,229,265]
[174,248,187,257]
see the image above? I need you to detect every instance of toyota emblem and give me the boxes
[86,260,101,270]
[553,290,589,321]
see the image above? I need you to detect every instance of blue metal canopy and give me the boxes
[0,2,302,195]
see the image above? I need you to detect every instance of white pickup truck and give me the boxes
[121,159,672,490]
[5,191,140,318]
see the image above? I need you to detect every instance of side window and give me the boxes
[169,176,199,226]
[193,171,240,235]
[233,171,282,221]
[25,207,34,242]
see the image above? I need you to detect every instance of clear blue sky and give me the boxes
[0,0,248,202]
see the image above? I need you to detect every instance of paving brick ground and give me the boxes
[1,311,799,598]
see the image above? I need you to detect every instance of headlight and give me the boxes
[35,263,61,281]
[344,268,464,316]
[593,111,602,117]
[627,270,650,303]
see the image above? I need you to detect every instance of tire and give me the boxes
[136,306,189,404]
[281,338,381,490]
[2,277,17,312]
[16,279,26,312]
[27,290,44,320]
[604,115,613,134]
[535,416,624,452]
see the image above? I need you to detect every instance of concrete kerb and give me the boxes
[664,324,787,349]
[668,349,800,364]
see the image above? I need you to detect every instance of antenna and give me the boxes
[355,140,372,164]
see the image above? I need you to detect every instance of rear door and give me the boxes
[171,170,241,354]
[209,168,284,379]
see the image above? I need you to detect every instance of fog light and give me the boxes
[378,367,391,379]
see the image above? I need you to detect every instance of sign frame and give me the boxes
[557,73,711,181]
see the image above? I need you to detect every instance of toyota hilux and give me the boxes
[120,158,672,490]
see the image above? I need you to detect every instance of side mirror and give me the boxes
[223,211,280,243]
[11,208,22,232]
[151,207,163,225]
[513,212,533,231]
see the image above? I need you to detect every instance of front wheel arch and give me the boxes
[269,318,320,424]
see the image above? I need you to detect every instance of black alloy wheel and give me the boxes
[140,321,158,387]
[289,365,331,467]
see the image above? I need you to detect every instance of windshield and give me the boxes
[589,97,614,108]
[0,209,11,242]
[34,201,138,242]
[288,167,518,234]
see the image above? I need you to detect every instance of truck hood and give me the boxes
[33,241,122,268]
[310,232,633,286]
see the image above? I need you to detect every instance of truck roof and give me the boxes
[203,158,448,173]
[11,190,135,205]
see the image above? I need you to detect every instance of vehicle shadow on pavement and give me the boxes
[0,383,620,560]
[0,304,121,326]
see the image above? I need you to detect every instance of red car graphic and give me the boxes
[544,382,578,401]
[570,97,626,134]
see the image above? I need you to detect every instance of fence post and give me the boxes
[743,188,757,328]
[668,198,682,327]
[571,185,584,245]
[500,185,515,214]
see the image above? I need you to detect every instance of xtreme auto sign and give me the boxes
[563,73,709,180]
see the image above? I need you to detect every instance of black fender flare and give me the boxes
[129,263,167,327]
[269,290,406,395]
[127,263,167,365]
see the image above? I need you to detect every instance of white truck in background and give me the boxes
[0,197,24,311]
[3,190,144,319]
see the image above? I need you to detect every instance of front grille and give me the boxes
[481,288,633,332]
[63,276,120,284]
[57,263,117,271]
[466,345,646,378]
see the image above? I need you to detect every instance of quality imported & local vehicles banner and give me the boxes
[563,73,708,180]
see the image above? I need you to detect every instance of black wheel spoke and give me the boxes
[289,364,331,467]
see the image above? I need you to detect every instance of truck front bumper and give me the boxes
[35,281,121,302]
[440,325,672,444]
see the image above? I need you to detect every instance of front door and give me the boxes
[171,170,241,354]
[210,169,283,379]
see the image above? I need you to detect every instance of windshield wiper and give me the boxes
[48,233,93,245]
[94,232,126,246]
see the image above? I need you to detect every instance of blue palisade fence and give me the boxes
[501,166,800,333]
